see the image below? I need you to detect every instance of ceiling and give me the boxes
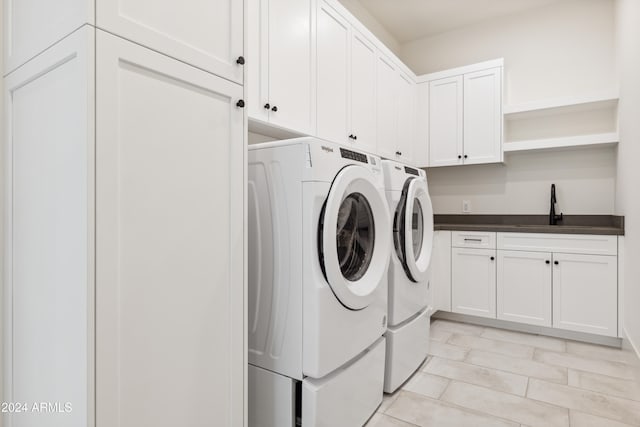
[346,0,566,43]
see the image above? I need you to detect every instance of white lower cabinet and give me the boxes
[497,251,552,327]
[430,231,452,312]
[451,248,496,319]
[4,27,246,427]
[553,253,618,337]
[441,232,619,338]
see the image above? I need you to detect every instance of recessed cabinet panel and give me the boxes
[497,251,552,327]
[95,32,244,427]
[96,0,243,83]
[452,248,496,319]
[552,253,617,337]
[268,0,314,134]
[4,0,91,73]
[317,2,350,144]
[396,72,415,164]
[463,67,502,164]
[429,76,463,167]
[431,231,452,312]
[350,31,377,154]
[5,27,93,427]
[376,55,398,160]
[247,0,270,122]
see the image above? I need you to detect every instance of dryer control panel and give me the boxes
[340,148,368,164]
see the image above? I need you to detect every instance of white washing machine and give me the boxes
[381,159,435,393]
[247,137,391,427]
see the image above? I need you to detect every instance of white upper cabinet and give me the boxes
[4,0,243,81]
[423,59,503,167]
[3,0,92,73]
[248,0,315,135]
[463,67,503,164]
[377,59,417,164]
[349,30,377,154]
[96,0,243,83]
[376,54,399,160]
[317,1,350,144]
[397,72,416,164]
[428,76,463,167]
[316,2,378,155]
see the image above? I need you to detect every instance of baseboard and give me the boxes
[622,325,640,360]
[432,311,623,348]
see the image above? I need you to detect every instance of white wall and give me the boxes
[402,0,617,106]
[400,0,618,215]
[1,1,4,421]
[615,0,640,356]
[427,146,617,215]
[337,0,401,57]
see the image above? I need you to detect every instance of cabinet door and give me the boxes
[429,76,463,167]
[497,251,552,327]
[396,72,416,164]
[268,0,314,134]
[430,231,452,312]
[316,1,350,145]
[96,31,244,427]
[248,0,270,122]
[4,0,91,73]
[463,67,502,165]
[350,30,377,154]
[452,248,496,318]
[376,54,398,160]
[5,27,93,427]
[96,0,243,83]
[553,253,617,337]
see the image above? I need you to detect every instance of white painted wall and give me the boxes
[426,147,617,215]
[615,0,640,357]
[402,0,617,106]
[1,2,4,421]
[248,132,276,145]
[337,0,402,57]
[399,0,618,216]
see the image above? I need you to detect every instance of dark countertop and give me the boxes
[434,215,624,236]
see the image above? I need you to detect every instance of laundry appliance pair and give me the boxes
[247,137,433,427]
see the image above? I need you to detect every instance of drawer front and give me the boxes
[452,231,496,249]
[497,233,617,256]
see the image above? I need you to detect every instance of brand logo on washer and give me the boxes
[321,146,334,153]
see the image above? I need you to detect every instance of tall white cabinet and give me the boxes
[4,3,245,426]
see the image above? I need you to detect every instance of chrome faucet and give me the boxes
[550,184,563,225]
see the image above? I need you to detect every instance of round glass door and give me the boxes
[318,165,391,310]
[394,178,434,283]
[336,193,375,282]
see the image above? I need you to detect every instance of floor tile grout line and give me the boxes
[422,358,530,399]
[398,389,526,427]
[528,377,640,406]
[568,366,640,390]
[438,380,573,425]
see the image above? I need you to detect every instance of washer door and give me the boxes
[319,165,391,310]
[394,178,434,283]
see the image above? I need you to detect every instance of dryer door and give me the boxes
[394,178,434,283]
[319,165,391,310]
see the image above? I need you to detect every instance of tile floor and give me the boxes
[367,319,640,427]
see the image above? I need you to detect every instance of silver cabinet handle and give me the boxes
[464,238,482,242]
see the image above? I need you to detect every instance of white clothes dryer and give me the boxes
[381,160,435,393]
[248,138,391,427]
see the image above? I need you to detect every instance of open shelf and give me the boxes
[503,92,619,118]
[504,132,619,153]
